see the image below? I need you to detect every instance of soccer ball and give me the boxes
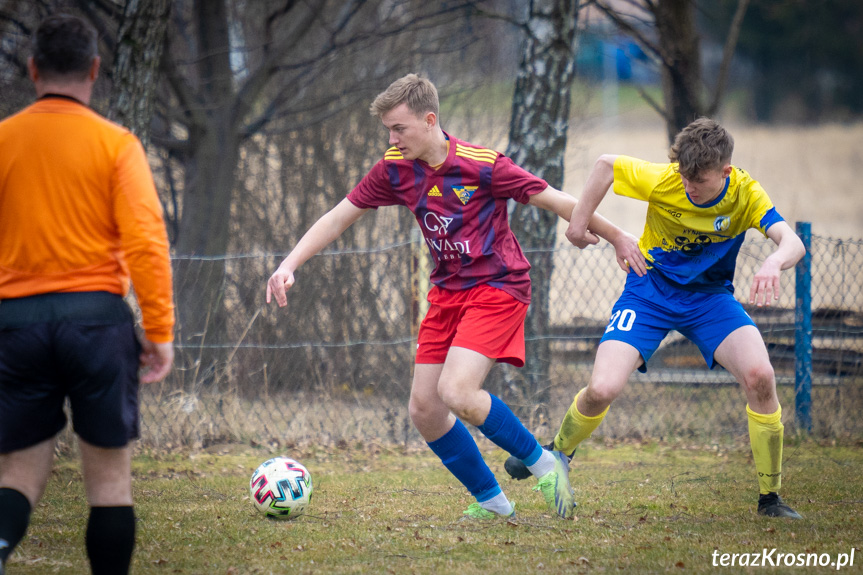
[249,457,313,519]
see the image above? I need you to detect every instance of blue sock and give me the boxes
[477,394,542,464]
[427,419,500,502]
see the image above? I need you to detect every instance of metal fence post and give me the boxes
[795,221,812,433]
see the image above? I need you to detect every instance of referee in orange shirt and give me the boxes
[0,14,174,575]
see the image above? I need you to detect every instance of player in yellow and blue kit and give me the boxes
[504,118,806,519]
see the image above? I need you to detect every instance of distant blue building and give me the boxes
[577,31,657,85]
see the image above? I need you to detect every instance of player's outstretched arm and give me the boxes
[565,154,617,248]
[749,220,806,307]
[267,198,367,307]
[527,183,645,275]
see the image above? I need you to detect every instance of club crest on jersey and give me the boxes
[453,186,477,205]
[713,216,730,232]
[427,185,442,197]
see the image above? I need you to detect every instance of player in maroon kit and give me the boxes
[267,74,643,520]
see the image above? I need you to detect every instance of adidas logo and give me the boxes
[428,185,442,197]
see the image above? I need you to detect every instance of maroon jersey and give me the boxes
[347,133,547,303]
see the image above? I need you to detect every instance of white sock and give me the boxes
[527,449,555,478]
[479,492,514,515]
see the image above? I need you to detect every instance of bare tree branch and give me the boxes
[150,132,191,154]
[594,0,665,66]
[0,49,27,76]
[264,0,301,51]
[636,84,670,123]
[239,2,476,138]
[469,4,526,28]
[160,38,208,130]
[0,9,33,35]
[74,0,117,53]
[230,3,325,131]
[83,0,124,20]
[707,0,749,116]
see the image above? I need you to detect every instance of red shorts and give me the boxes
[416,284,528,367]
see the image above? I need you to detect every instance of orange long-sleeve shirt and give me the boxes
[0,96,174,342]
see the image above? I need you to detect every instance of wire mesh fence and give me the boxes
[136,230,863,450]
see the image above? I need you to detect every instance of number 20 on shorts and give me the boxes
[605,309,636,333]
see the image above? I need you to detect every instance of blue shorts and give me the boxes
[0,292,141,453]
[600,271,755,372]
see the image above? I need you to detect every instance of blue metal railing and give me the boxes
[795,221,813,433]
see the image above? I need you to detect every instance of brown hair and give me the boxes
[31,13,98,81]
[369,74,439,118]
[668,117,734,180]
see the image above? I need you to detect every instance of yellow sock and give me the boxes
[553,388,609,454]
[747,404,784,494]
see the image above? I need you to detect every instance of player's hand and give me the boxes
[266,264,295,307]
[565,223,600,249]
[139,339,174,384]
[750,258,782,307]
[610,231,646,276]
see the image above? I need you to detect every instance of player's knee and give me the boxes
[436,380,480,423]
[741,363,776,399]
[437,387,464,416]
[583,384,619,410]
[408,396,432,427]
[743,362,774,387]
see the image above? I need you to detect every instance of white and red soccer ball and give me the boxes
[249,457,313,519]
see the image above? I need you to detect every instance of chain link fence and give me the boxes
[136,230,863,450]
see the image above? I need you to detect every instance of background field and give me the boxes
[128,117,863,450]
[8,439,862,574]
[475,111,863,241]
[12,120,856,575]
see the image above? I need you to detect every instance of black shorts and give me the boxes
[0,292,141,453]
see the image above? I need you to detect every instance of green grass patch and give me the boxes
[7,440,862,574]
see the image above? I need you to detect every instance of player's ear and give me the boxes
[425,112,437,130]
[27,56,39,82]
[89,56,100,82]
[721,163,732,178]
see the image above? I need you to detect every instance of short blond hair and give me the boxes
[369,74,439,118]
[669,117,734,180]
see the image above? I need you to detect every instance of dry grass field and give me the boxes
[10,441,863,574]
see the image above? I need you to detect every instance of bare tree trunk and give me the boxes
[595,0,750,144]
[107,0,170,148]
[707,0,750,117]
[655,0,702,143]
[170,0,236,379]
[506,0,578,409]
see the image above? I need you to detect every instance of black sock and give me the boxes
[0,488,32,565]
[85,506,136,575]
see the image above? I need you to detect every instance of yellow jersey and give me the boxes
[613,155,784,293]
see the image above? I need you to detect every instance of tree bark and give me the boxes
[107,0,170,148]
[506,0,578,408]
